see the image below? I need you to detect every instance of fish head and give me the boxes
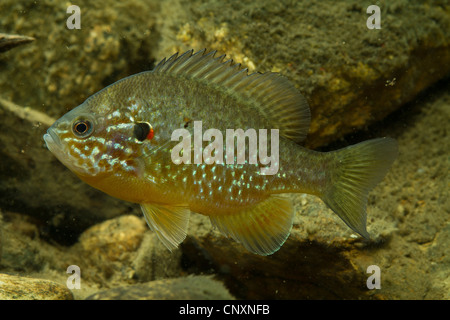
[43,91,146,181]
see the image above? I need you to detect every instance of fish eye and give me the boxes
[72,119,93,138]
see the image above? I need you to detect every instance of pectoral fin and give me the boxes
[140,203,190,251]
[210,195,294,255]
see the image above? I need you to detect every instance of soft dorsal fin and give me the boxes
[152,49,311,143]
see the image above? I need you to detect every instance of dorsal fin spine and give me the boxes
[150,49,311,143]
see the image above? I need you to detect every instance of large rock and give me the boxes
[68,214,184,287]
[0,273,73,300]
[0,0,160,118]
[86,275,235,300]
[131,232,184,282]
[77,215,146,263]
[63,214,145,288]
[159,0,450,148]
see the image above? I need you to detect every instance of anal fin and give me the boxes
[140,203,190,251]
[210,195,294,255]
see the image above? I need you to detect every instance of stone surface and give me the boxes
[78,215,146,262]
[158,0,450,148]
[0,0,160,119]
[131,233,184,282]
[69,215,148,289]
[86,275,234,300]
[0,273,73,300]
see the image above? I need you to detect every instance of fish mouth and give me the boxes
[43,128,62,151]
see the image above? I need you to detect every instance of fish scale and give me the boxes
[44,49,397,255]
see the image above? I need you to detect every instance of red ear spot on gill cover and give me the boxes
[147,127,154,140]
[134,122,154,142]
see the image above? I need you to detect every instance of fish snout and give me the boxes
[43,127,62,151]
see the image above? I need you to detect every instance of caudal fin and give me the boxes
[322,137,398,238]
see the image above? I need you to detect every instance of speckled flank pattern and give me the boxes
[44,49,397,254]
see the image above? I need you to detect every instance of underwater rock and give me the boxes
[163,0,450,148]
[72,215,184,284]
[131,233,184,282]
[0,273,73,300]
[0,0,160,119]
[86,275,235,300]
[181,239,372,299]
[77,215,146,262]
[70,215,148,286]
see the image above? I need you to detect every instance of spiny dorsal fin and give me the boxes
[210,195,294,255]
[152,49,311,143]
[140,202,190,251]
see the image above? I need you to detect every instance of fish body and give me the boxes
[44,49,397,255]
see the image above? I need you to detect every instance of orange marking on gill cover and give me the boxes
[147,127,154,140]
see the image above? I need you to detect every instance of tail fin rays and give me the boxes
[322,138,398,238]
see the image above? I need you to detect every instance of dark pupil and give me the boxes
[75,122,88,134]
[134,122,150,141]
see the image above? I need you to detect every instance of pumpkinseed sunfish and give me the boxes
[43,49,397,255]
